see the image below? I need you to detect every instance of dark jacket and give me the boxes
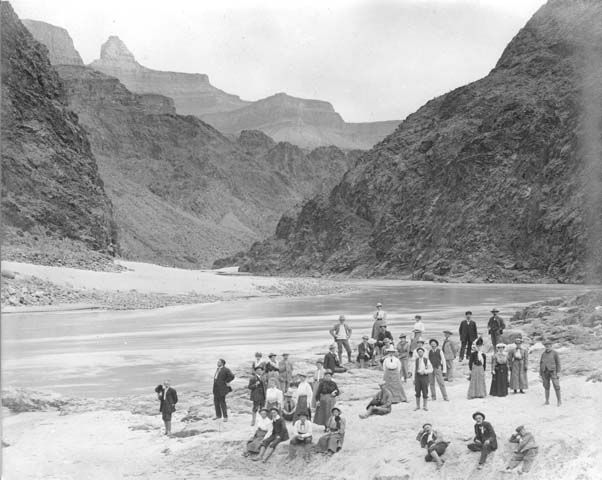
[469,350,486,371]
[323,352,341,372]
[459,320,478,342]
[248,374,265,403]
[487,315,505,335]
[474,421,497,450]
[271,417,290,441]
[316,379,339,396]
[357,342,374,361]
[376,330,394,347]
[155,385,178,413]
[213,366,235,396]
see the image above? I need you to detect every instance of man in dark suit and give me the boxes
[459,311,478,361]
[248,365,266,426]
[487,308,506,349]
[324,344,347,373]
[467,411,498,470]
[155,379,178,435]
[213,358,235,422]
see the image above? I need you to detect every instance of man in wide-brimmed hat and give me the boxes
[442,330,458,381]
[428,339,449,401]
[540,340,561,406]
[413,347,433,411]
[396,333,411,381]
[248,365,266,426]
[329,314,353,365]
[488,308,506,349]
[459,311,478,362]
[467,411,498,470]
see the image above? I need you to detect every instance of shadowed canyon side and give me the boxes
[220,0,602,284]
[55,66,354,267]
[0,3,114,254]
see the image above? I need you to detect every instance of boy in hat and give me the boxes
[248,365,266,426]
[428,339,449,401]
[357,335,373,368]
[416,423,449,470]
[329,314,353,364]
[279,353,294,392]
[539,340,561,406]
[413,347,433,411]
[467,411,498,470]
[459,311,478,362]
[254,407,289,463]
[488,309,506,349]
[442,330,458,381]
[502,425,539,474]
[396,334,411,381]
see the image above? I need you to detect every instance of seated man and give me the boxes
[467,411,498,470]
[359,382,393,419]
[502,425,538,475]
[357,335,374,368]
[416,423,449,470]
[253,407,290,463]
[324,344,347,373]
[288,412,313,461]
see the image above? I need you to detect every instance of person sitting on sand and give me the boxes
[467,411,498,470]
[245,408,273,456]
[324,344,347,373]
[357,335,374,368]
[155,379,178,435]
[413,347,433,411]
[371,302,387,339]
[316,407,345,455]
[282,391,296,421]
[253,408,290,463]
[293,373,313,421]
[416,423,449,470]
[265,378,284,412]
[359,382,393,419]
[502,425,539,475]
[248,366,266,426]
[288,412,313,461]
[314,370,339,427]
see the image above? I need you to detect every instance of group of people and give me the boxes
[155,302,562,473]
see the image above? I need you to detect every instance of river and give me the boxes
[1,280,588,398]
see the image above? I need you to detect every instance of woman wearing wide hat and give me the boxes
[490,343,509,397]
[467,338,487,399]
[382,346,407,403]
[316,407,346,455]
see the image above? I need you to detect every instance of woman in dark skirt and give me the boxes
[246,408,272,455]
[314,370,339,427]
[490,343,509,397]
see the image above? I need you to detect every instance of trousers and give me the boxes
[336,339,352,362]
[429,368,448,400]
[213,393,228,418]
[468,440,496,465]
[507,448,538,472]
[459,339,474,361]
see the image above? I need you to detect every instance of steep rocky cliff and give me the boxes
[89,36,248,116]
[201,92,399,149]
[1,3,114,253]
[224,0,602,284]
[55,66,353,267]
[22,19,83,65]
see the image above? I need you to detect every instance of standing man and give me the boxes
[413,347,433,411]
[155,379,178,435]
[441,330,458,381]
[467,411,498,470]
[428,339,449,401]
[396,334,411,382]
[357,335,373,368]
[459,311,478,362]
[488,309,506,349]
[371,302,387,339]
[540,340,561,406]
[213,358,235,422]
[278,353,294,392]
[248,366,266,426]
[329,315,353,364]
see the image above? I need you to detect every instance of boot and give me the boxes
[166,421,171,435]
[262,446,275,463]
[555,388,561,406]
[414,398,421,411]
[251,412,257,426]
[544,388,550,405]
[163,421,169,435]
[252,446,266,461]
[423,398,428,411]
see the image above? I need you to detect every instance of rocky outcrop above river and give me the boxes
[22,18,83,65]
[224,0,602,284]
[1,3,115,255]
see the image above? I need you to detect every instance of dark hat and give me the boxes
[422,423,432,429]
[515,425,525,433]
[254,365,264,371]
[429,338,439,346]
[259,408,269,413]
[443,330,453,335]
[472,411,485,420]
[269,407,280,412]
[416,347,425,353]
[414,315,422,320]
[491,308,500,313]
[255,351,263,357]
[282,352,289,356]
[399,334,406,338]
[465,311,473,315]
[475,337,484,346]
[543,339,553,346]
[376,302,383,307]
[331,407,341,414]
[268,353,277,357]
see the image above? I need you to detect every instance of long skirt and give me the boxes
[510,360,528,390]
[247,429,268,453]
[467,365,487,399]
[490,363,509,397]
[314,394,336,427]
[293,395,311,421]
[316,432,344,453]
[383,369,407,403]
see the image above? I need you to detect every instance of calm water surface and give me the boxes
[1,280,588,398]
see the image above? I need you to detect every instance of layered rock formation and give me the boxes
[89,36,248,116]
[21,18,83,65]
[55,66,354,267]
[222,0,602,284]
[201,92,399,149]
[1,2,114,252]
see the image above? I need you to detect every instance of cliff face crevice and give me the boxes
[223,0,602,283]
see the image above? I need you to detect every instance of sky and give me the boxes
[11,0,547,122]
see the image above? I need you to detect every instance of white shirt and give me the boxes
[413,321,425,333]
[413,356,434,376]
[335,324,349,340]
[266,387,284,405]
[374,309,387,321]
[314,368,325,383]
[255,416,273,436]
[163,387,169,400]
[293,419,313,438]
[383,356,401,372]
[294,381,313,402]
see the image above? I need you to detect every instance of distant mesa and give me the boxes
[22,19,84,65]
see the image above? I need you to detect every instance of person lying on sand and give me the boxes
[416,423,449,470]
[501,425,539,475]
[359,382,393,419]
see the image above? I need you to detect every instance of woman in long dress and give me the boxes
[508,337,529,393]
[314,371,339,427]
[245,408,273,455]
[382,347,407,403]
[490,343,509,397]
[293,373,313,421]
[265,379,283,412]
[467,339,487,399]
[316,407,345,455]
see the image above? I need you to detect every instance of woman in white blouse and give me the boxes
[293,373,313,421]
[245,408,273,455]
[265,378,284,412]
[382,347,407,403]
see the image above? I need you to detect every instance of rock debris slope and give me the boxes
[1,2,114,253]
[223,0,602,284]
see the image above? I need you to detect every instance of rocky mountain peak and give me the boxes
[22,19,83,65]
[97,35,138,67]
